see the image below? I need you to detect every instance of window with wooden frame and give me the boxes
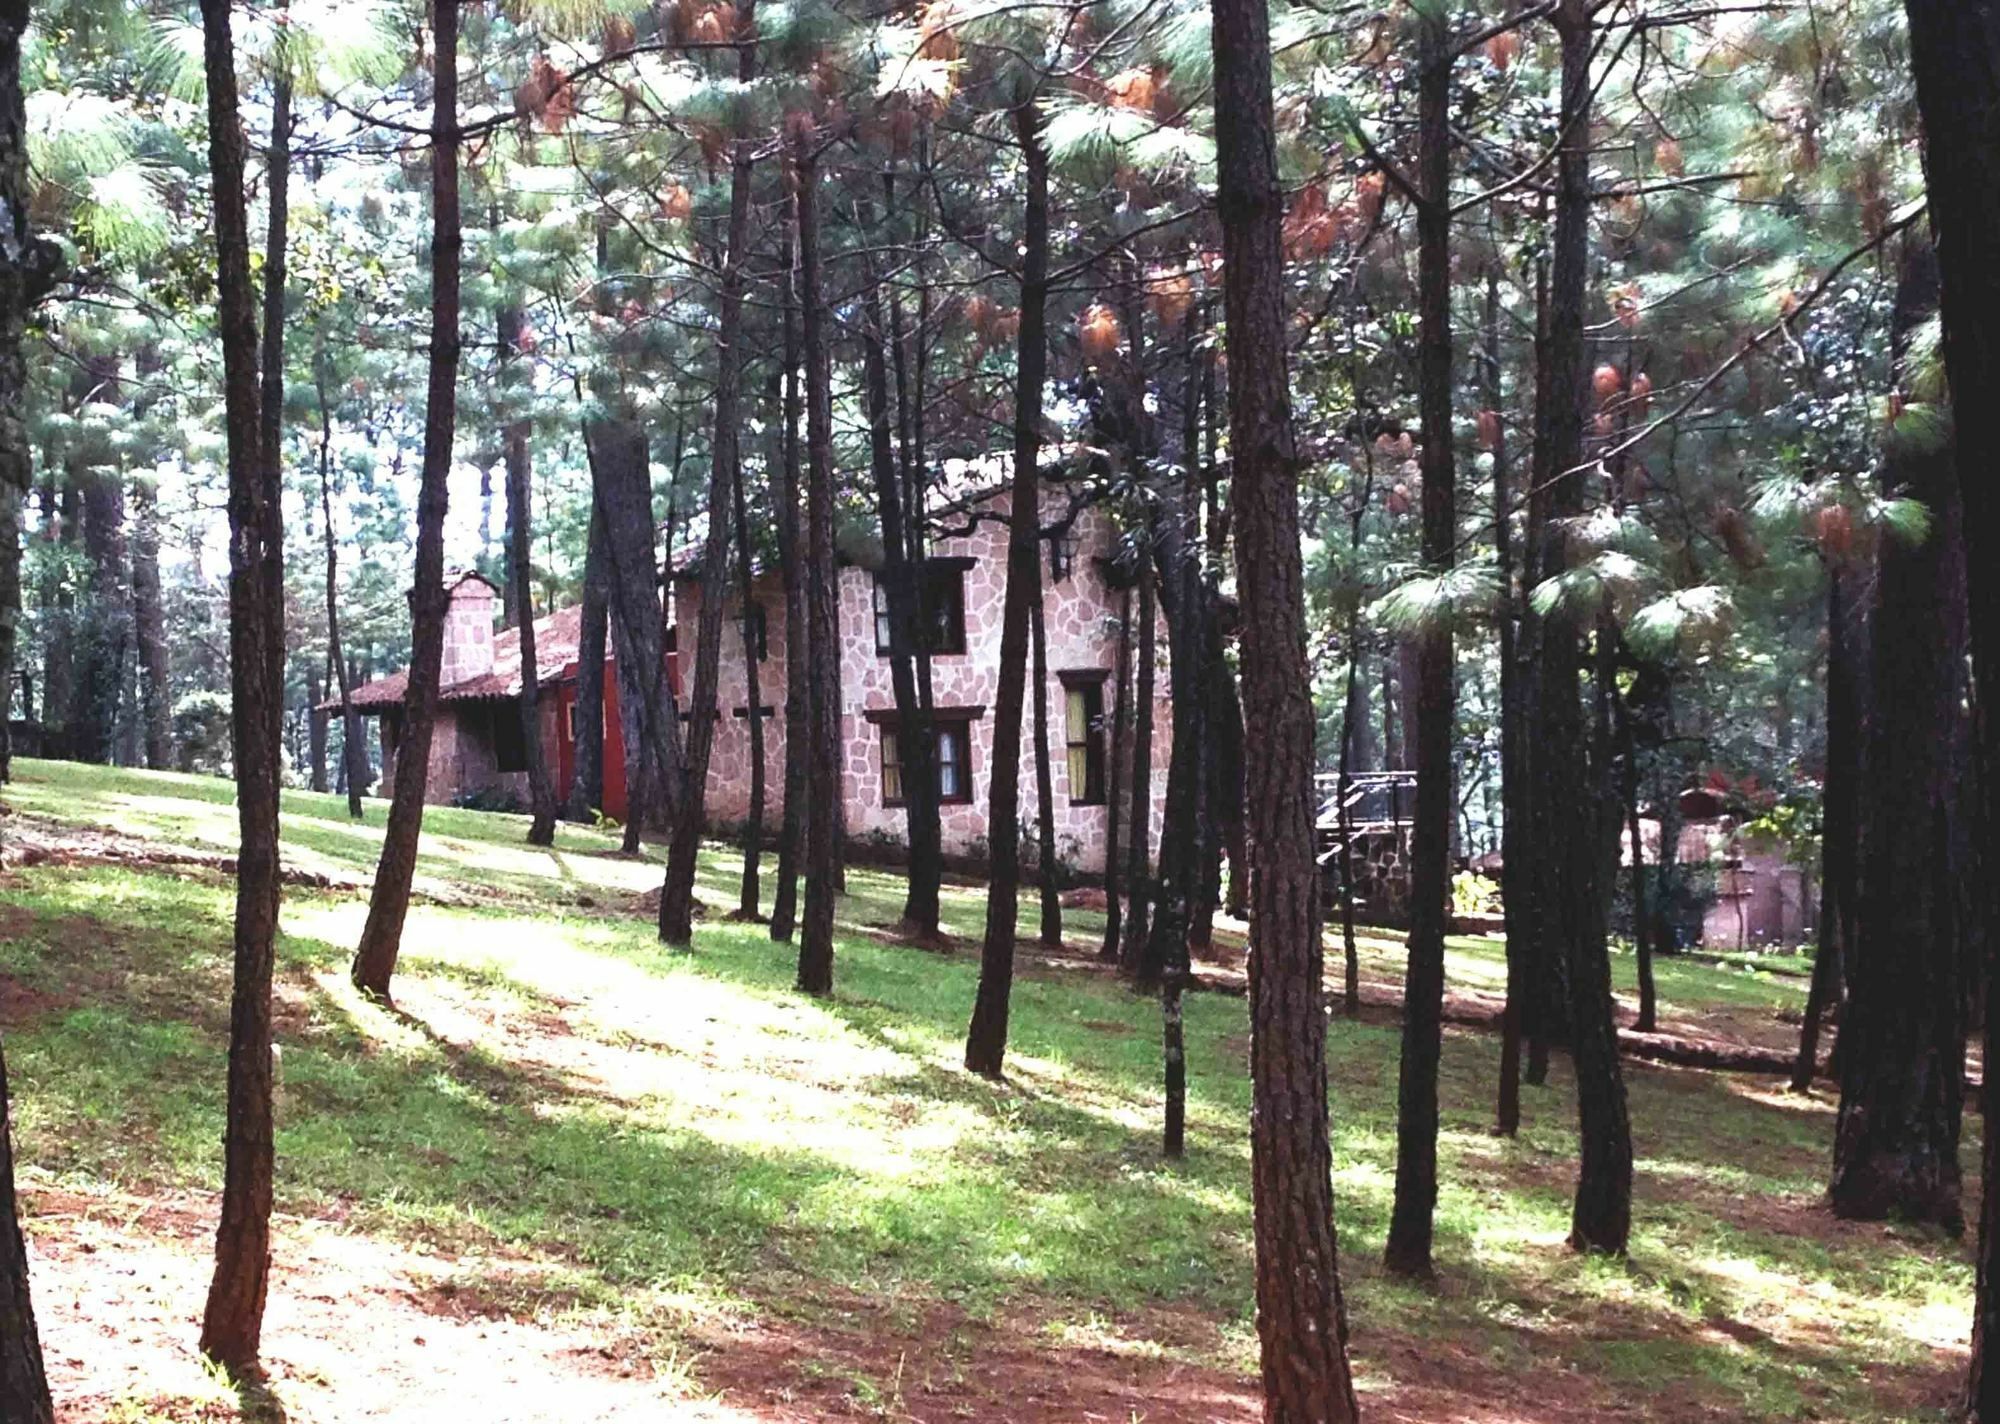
[873,560,970,657]
[936,721,971,802]
[870,708,981,806]
[1058,671,1109,806]
[880,728,903,806]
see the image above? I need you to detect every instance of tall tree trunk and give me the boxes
[350,3,459,1001]
[37,480,76,753]
[1489,266,1526,1132]
[132,476,172,771]
[74,418,129,766]
[660,0,757,946]
[499,308,557,847]
[1829,239,1968,1231]
[0,1,54,1409]
[197,1,286,1370]
[862,282,944,939]
[1609,655,1659,1037]
[1896,7,2000,1406]
[1518,251,1556,1093]
[1336,625,1362,1016]
[590,419,685,850]
[0,0,21,783]
[0,1034,48,1423]
[1623,742,1656,1033]
[1386,10,1456,1280]
[1030,593,1062,946]
[733,398,767,921]
[1140,319,1212,989]
[1099,585,1131,960]
[1542,0,1632,1255]
[964,101,1048,1077]
[566,498,609,822]
[1118,549,1156,974]
[317,377,365,817]
[869,184,945,940]
[794,131,840,997]
[1198,650,1244,946]
[1211,0,1361,1406]
[1796,564,1863,1091]
[770,209,808,943]
[306,665,328,790]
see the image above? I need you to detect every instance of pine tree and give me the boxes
[197,0,287,1369]
[1211,0,1361,1407]
[350,0,463,1003]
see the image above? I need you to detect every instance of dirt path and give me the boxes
[28,1184,1266,1424]
[31,1187,721,1423]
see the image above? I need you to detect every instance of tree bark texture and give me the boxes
[1892,22,2000,1406]
[1099,585,1131,961]
[964,101,1048,1078]
[197,0,287,1369]
[862,283,944,939]
[1210,0,1362,1407]
[1540,0,1632,1256]
[0,2,55,1411]
[566,498,610,823]
[350,3,460,1000]
[1829,239,1969,1232]
[770,212,808,943]
[1031,594,1062,946]
[1386,13,1455,1279]
[794,133,839,997]
[132,477,171,771]
[660,0,757,946]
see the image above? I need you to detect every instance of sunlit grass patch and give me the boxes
[0,759,1976,1420]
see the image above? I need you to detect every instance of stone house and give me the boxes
[339,485,1173,875]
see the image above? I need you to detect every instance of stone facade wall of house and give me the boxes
[685,487,1172,876]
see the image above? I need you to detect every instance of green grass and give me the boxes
[0,759,1973,1421]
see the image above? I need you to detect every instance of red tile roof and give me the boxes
[328,604,590,712]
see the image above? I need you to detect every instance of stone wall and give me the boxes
[440,576,498,687]
[683,487,1173,876]
[1337,828,1414,929]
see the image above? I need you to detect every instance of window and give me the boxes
[561,700,576,744]
[873,577,895,653]
[1047,533,1076,583]
[1060,672,1108,806]
[745,602,769,661]
[927,567,967,654]
[491,702,529,774]
[874,560,970,657]
[937,722,970,802]
[881,729,903,805]
[873,709,979,807]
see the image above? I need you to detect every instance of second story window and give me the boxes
[874,561,969,657]
[873,578,895,653]
[1047,533,1076,583]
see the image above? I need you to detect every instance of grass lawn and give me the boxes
[0,758,1974,1423]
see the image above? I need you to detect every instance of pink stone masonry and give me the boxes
[686,488,1171,876]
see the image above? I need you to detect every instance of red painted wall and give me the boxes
[550,651,681,828]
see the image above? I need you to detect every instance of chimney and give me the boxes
[439,571,498,687]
